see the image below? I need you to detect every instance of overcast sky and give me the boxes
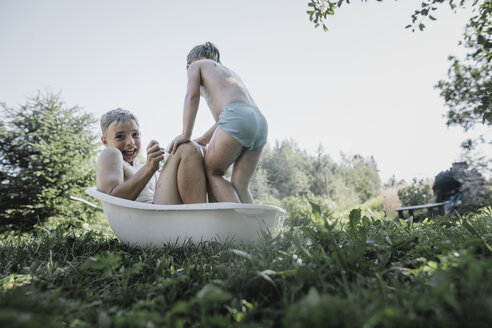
[1,0,486,182]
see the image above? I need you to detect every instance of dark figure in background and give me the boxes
[432,171,461,203]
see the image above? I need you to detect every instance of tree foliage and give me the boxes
[251,140,381,207]
[0,92,99,228]
[259,141,312,199]
[308,0,469,32]
[340,153,381,203]
[436,0,491,130]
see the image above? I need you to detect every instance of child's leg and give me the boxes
[196,144,216,203]
[231,145,264,203]
[205,127,244,202]
[154,142,206,204]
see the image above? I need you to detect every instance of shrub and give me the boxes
[397,178,433,207]
[0,92,98,228]
[282,195,333,226]
[360,195,384,212]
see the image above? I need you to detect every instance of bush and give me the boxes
[0,92,99,228]
[281,195,333,226]
[397,178,433,207]
[360,195,384,212]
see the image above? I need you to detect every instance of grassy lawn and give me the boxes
[1,205,491,327]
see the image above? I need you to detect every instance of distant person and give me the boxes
[97,108,206,204]
[168,42,268,203]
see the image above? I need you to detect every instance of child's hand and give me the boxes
[146,140,165,172]
[168,134,190,154]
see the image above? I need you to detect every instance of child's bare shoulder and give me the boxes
[98,147,123,164]
[190,58,217,69]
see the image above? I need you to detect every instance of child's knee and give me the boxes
[176,142,203,161]
[205,162,226,177]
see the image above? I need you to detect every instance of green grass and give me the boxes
[1,205,491,327]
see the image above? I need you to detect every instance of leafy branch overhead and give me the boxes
[308,1,470,32]
[307,0,491,131]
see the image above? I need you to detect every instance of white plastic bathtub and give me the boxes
[85,187,286,247]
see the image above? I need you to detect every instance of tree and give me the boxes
[0,92,99,228]
[249,166,278,202]
[436,1,491,130]
[260,140,312,199]
[256,140,382,207]
[340,154,382,203]
[309,145,333,196]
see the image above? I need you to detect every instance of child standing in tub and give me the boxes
[168,42,268,204]
[97,108,206,204]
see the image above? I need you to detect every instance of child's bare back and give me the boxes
[169,42,268,203]
[193,58,256,120]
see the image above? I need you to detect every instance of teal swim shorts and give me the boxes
[218,102,268,150]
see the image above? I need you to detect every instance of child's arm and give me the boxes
[169,62,202,154]
[194,123,217,147]
[97,141,164,200]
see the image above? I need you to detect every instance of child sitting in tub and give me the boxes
[97,108,207,204]
[168,42,268,204]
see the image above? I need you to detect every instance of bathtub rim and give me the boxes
[85,187,286,213]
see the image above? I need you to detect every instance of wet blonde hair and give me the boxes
[186,42,221,65]
[100,108,139,137]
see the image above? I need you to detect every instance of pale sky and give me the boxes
[0,0,487,182]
